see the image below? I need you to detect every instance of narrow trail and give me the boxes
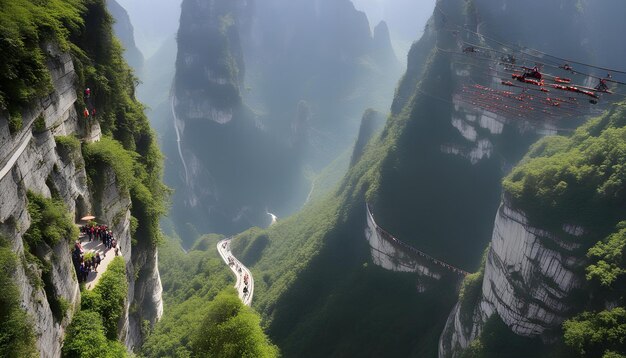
[77,229,122,290]
[366,204,470,277]
[217,238,254,306]
[0,131,32,181]
[170,94,190,185]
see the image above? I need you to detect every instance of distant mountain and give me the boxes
[225,0,626,356]
[168,0,402,241]
[114,0,182,57]
[106,0,144,71]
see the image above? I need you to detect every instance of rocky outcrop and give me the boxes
[365,204,469,293]
[95,167,163,350]
[350,109,385,166]
[439,199,587,357]
[0,42,162,355]
[0,44,87,358]
[174,0,246,124]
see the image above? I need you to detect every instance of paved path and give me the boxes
[77,231,121,290]
[217,238,254,306]
[0,132,32,181]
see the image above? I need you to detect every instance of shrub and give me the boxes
[0,0,84,115]
[191,289,279,358]
[82,137,136,191]
[24,191,77,247]
[7,111,22,134]
[33,114,45,133]
[586,223,626,287]
[0,238,38,357]
[62,310,127,358]
[563,308,626,357]
[93,256,128,340]
[54,135,81,162]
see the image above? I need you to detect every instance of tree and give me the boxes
[62,310,127,358]
[563,308,626,357]
[191,289,279,358]
[0,242,37,358]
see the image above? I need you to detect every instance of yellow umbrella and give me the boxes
[81,215,96,221]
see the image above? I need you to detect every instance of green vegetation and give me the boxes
[70,0,169,252]
[64,257,128,357]
[458,269,484,327]
[461,104,626,357]
[83,137,136,190]
[191,289,278,358]
[2,0,167,354]
[141,235,233,357]
[0,238,38,358]
[563,308,626,357]
[220,27,466,357]
[23,192,77,323]
[92,257,128,339]
[560,221,626,357]
[7,111,22,134]
[0,0,83,114]
[62,310,127,358]
[586,223,626,287]
[82,135,168,248]
[503,103,626,233]
[55,135,81,162]
[33,114,45,133]
[24,191,77,247]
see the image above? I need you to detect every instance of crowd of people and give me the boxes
[71,223,120,284]
[223,242,250,298]
[81,223,117,251]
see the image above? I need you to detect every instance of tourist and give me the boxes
[94,252,101,271]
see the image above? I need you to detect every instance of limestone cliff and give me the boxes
[169,0,401,240]
[0,4,164,356]
[0,45,89,358]
[439,199,586,357]
[106,0,144,71]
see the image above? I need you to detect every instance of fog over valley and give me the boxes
[1,1,625,357]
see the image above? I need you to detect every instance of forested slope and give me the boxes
[229,0,626,356]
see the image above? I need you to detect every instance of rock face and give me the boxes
[106,0,144,71]
[0,44,162,355]
[95,167,164,350]
[169,0,402,241]
[439,199,587,357]
[350,109,385,166]
[175,0,245,124]
[0,45,87,358]
[365,204,469,293]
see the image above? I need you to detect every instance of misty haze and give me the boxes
[0,0,625,357]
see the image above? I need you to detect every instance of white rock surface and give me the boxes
[439,199,586,357]
[0,45,162,356]
[365,206,444,281]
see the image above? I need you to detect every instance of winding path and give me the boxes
[217,238,254,306]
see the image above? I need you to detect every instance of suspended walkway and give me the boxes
[366,203,470,277]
